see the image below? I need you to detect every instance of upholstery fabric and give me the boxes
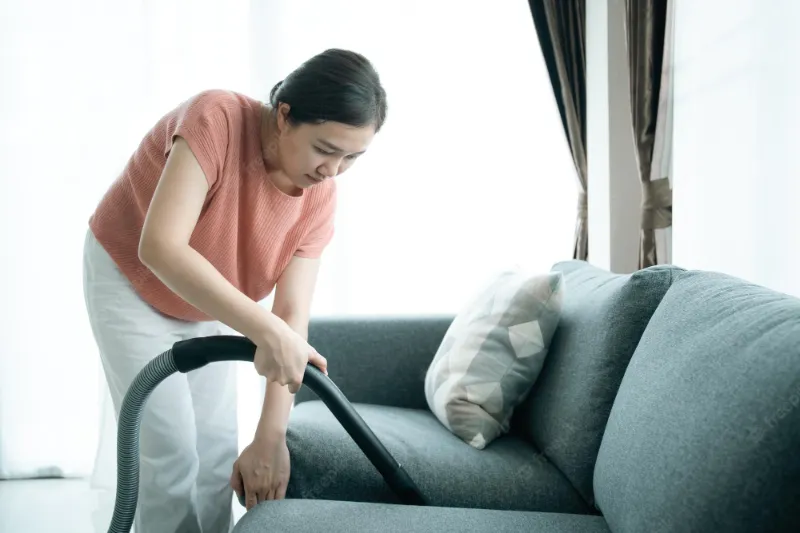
[235,499,611,533]
[594,270,800,533]
[511,260,681,505]
[285,401,594,515]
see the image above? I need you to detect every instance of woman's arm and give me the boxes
[138,136,285,343]
[230,255,323,506]
[255,255,323,439]
[138,137,326,391]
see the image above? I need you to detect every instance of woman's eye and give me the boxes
[315,146,358,160]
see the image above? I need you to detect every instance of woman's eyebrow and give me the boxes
[318,139,366,155]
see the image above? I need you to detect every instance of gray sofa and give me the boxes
[235,260,800,532]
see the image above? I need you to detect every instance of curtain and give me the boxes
[624,0,674,268]
[528,0,588,260]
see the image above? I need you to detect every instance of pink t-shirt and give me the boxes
[89,89,336,321]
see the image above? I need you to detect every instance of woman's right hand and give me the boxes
[254,324,327,394]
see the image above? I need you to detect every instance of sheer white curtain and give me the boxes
[0,0,252,481]
[0,0,576,499]
[671,0,800,298]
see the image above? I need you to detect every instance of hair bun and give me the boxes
[265,49,387,131]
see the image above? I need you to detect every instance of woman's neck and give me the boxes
[260,104,302,197]
[259,104,280,172]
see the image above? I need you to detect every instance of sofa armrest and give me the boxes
[294,315,454,410]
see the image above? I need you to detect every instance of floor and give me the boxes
[0,478,246,532]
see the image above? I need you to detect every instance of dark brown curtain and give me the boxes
[528,0,587,260]
[624,0,672,268]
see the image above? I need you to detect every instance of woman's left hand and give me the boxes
[231,434,291,509]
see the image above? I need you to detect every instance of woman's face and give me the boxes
[270,104,376,190]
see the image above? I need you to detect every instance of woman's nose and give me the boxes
[319,160,340,178]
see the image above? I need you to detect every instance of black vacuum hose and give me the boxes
[107,335,427,533]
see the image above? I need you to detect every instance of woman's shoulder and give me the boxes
[177,89,261,121]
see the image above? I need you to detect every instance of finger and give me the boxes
[308,351,328,374]
[308,350,328,371]
[288,381,300,394]
[276,482,288,500]
[244,478,262,508]
[254,360,270,379]
[230,463,244,498]
[245,490,258,510]
[276,373,290,387]
[266,487,277,501]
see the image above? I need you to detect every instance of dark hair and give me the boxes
[269,48,387,132]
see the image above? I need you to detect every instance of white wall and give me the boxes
[586,0,642,274]
[672,0,800,297]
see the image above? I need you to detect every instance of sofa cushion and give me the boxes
[593,270,800,533]
[510,260,681,506]
[285,400,594,514]
[424,269,565,449]
[235,500,612,533]
[299,316,454,411]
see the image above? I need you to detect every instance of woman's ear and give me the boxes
[276,103,292,134]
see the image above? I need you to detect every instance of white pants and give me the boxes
[82,228,239,533]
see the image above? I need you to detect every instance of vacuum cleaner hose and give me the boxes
[107,335,427,533]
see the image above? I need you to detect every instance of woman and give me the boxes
[83,48,387,533]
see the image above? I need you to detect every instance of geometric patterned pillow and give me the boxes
[424,269,565,449]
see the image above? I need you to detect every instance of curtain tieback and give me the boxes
[641,177,672,230]
[577,191,588,220]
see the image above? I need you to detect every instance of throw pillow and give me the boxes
[424,269,565,449]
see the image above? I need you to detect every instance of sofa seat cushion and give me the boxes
[285,401,594,514]
[594,270,800,533]
[234,500,611,533]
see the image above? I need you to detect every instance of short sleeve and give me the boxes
[167,89,237,189]
[295,184,337,259]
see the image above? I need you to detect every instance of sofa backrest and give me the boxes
[593,270,800,533]
[511,260,681,506]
